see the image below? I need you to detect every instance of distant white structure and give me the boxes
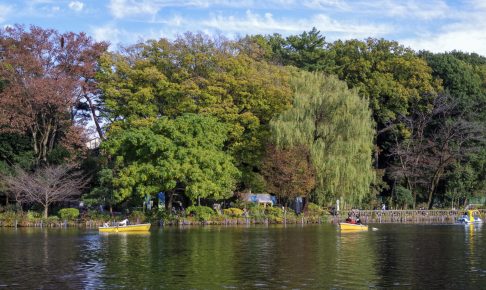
[243,193,276,206]
[86,137,101,149]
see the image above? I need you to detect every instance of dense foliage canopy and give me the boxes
[1,25,485,212]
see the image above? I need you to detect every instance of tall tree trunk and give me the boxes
[166,191,174,210]
[41,123,51,163]
[48,121,58,152]
[83,89,104,140]
[44,204,49,218]
[427,168,444,209]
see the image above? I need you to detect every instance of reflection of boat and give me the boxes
[457,210,483,225]
[99,224,151,233]
[99,231,151,236]
[339,223,368,231]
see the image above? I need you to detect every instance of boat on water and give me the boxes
[99,223,151,233]
[339,222,368,231]
[457,209,483,225]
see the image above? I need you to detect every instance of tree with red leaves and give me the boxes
[0,25,108,165]
[262,144,316,206]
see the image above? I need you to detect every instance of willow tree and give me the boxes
[271,70,375,205]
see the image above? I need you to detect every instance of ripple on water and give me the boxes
[0,225,485,289]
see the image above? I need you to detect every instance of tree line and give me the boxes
[1,25,485,217]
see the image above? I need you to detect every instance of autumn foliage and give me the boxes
[0,25,107,165]
[262,144,316,205]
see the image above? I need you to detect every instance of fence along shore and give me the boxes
[335,209,485,224]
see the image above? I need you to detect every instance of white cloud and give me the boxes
[106,0,352,19]
[402,14,486,55]
[92,23,122,44]
[200,10,392,39]
[403,30,486,55]
[91,23,176,47]
[68,1,84,12]
[83,0,486,57]
[108,0,160,19]
[0,4,13,23]
[399,0,486,55]
[303,0,350,10]
[342,0,450,20]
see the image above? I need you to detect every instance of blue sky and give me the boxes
[1,0,486,55]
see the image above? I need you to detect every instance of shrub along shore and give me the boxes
[0,203,328,228]
[1,205,484,228]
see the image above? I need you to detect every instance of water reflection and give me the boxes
[465,223,484,284]
[0,225,485,289]
[336,231,378,287]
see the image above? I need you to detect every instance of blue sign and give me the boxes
[157,192,165,203]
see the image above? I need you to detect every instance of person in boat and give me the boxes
[103,222,110,227]
[355,214,362,225]
[346,212,356,224]
[118,219,129,226]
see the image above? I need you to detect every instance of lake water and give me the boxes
[0,224,484,289]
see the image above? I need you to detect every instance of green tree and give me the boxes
[102,114,240,207]
[393,185,413,209]
[421,51,486,116]
[271,70,375,205]
[420,52,486,206]
[329,39,439,133]
[265,28,333,72]
[97,33,292,190]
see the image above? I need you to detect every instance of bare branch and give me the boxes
[2,164,90,217]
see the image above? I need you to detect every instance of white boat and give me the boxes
[457,210,483,224]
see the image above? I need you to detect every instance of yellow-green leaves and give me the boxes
[271,71,375,205]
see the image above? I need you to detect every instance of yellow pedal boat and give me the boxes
[339,223,368,231]
[99,223,151,233]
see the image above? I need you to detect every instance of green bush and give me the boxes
[84,210,111,221]
[27,211,42,222]
[306,203,324,216]
[42,216,60,225]
[265,206,283,222]
[58,208,80,220]
[265,207,283,218]
[0,210,18,226]
[394,186,414,209]
[223,208,244,217]
[248,203,265,219]
[129,210,146,223]
[151,208,178,224]
[186,206,214,221]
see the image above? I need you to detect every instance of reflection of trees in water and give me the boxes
[98,232,152,287]
[184,227,238,288]
[263,225,339,288]
[372,225,485,289]
[0,228,90,288]
[465,224,482,276]
[371,226,405,286]
[3,225,484,288]
[335,231,378,288]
